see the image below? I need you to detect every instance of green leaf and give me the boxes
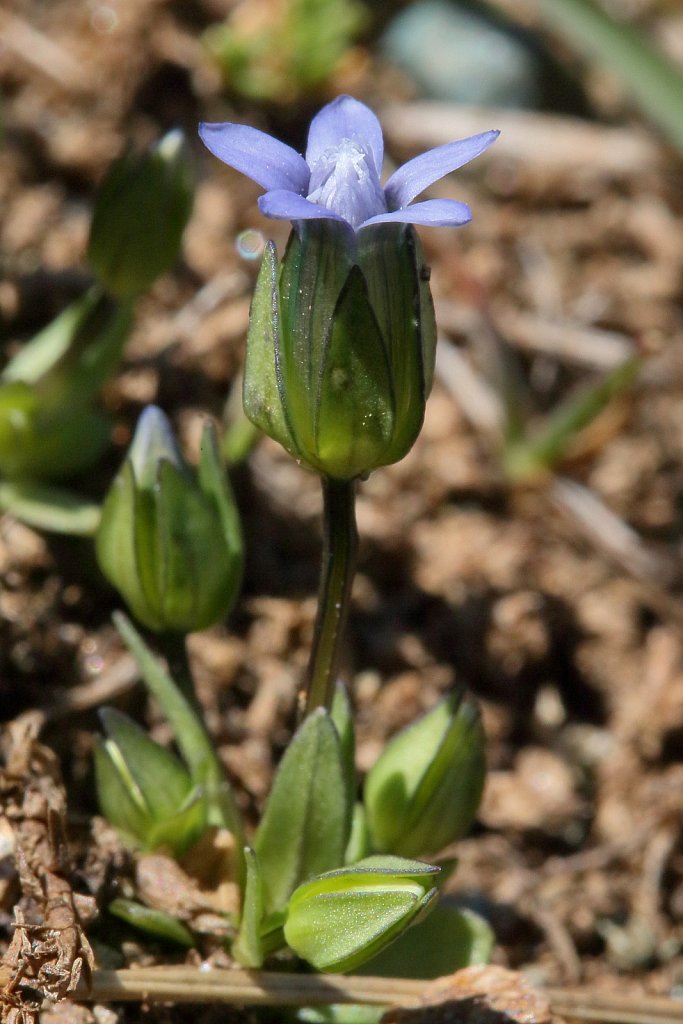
[232,847,265,967]
[284,856,439,972]
[3,287,133,404]
[254,708,350,915]
[505,357,639,481]
[113,612,244,845]
[315,266,395,480]
[358,901,494,979]
[331,682,356,819]
[108,898,195,947]
[535,0,683,155]
[93,737,152,846]
[0,480,100,536]
[99,707,194,822]
[344,802,371,865]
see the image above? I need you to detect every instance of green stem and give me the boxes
[158,631,197,706]
[304,477,358,717]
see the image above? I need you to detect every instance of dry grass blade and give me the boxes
[69,968,683,1024]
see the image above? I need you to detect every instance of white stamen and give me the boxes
[307,139,386,229]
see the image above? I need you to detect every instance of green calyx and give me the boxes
[96,406,243,633]
[244,221,436,481]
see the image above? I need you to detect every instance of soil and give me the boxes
[2,1,683,1022]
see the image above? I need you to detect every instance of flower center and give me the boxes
[307,139,386,229]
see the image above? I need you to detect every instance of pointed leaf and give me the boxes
[284,857,439,972]
[93,737,152,846]
[113,612,244,845]
[0,481,100,536]
[232,847,265,968]
[331,682,356,818]
[254,708,350,915]
[99,708,193,821]
[358,901,494,979]
[108,898,195,947]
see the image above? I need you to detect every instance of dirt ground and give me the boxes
[2,0,683,1020]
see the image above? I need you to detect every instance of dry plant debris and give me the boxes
[0,716,94,1024]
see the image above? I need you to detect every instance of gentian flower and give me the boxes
[200,96,497,481]
[199,95,498,233]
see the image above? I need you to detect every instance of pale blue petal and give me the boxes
[360,198,472,229]
[198,122,309,193]
[258,189,349,224]
[306,95,384,175]
[384,130,499,209]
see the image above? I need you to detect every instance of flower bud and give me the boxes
[88,130,193,298]
[0,287,132,480]
[284,856,439,972]
[244,220,436,480]
[364,691,486,859]
[96,406,243,632]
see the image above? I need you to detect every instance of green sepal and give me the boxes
[243,240,297,456]
[96,410,244,634]
[253,708,351,916]
[197,421,244,616]
[108,898,195,948]
[364,691,486,858]
[358,901,494,979]
[357,224,434,464]
[277,222,352,459]
[315,266,395,479]
[97,460,151,626]
[154,457,229,630]
[284,856,439,973]
[232,846,265,967]
[113,612,245,848]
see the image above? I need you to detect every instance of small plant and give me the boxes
[204,0,368,105]
[0,132,193,535]
[95,96,498,985]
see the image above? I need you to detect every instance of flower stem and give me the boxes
[158,631,197,706]
[304,477,358,717]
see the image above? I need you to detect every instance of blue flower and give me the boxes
[199,95,498,233]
